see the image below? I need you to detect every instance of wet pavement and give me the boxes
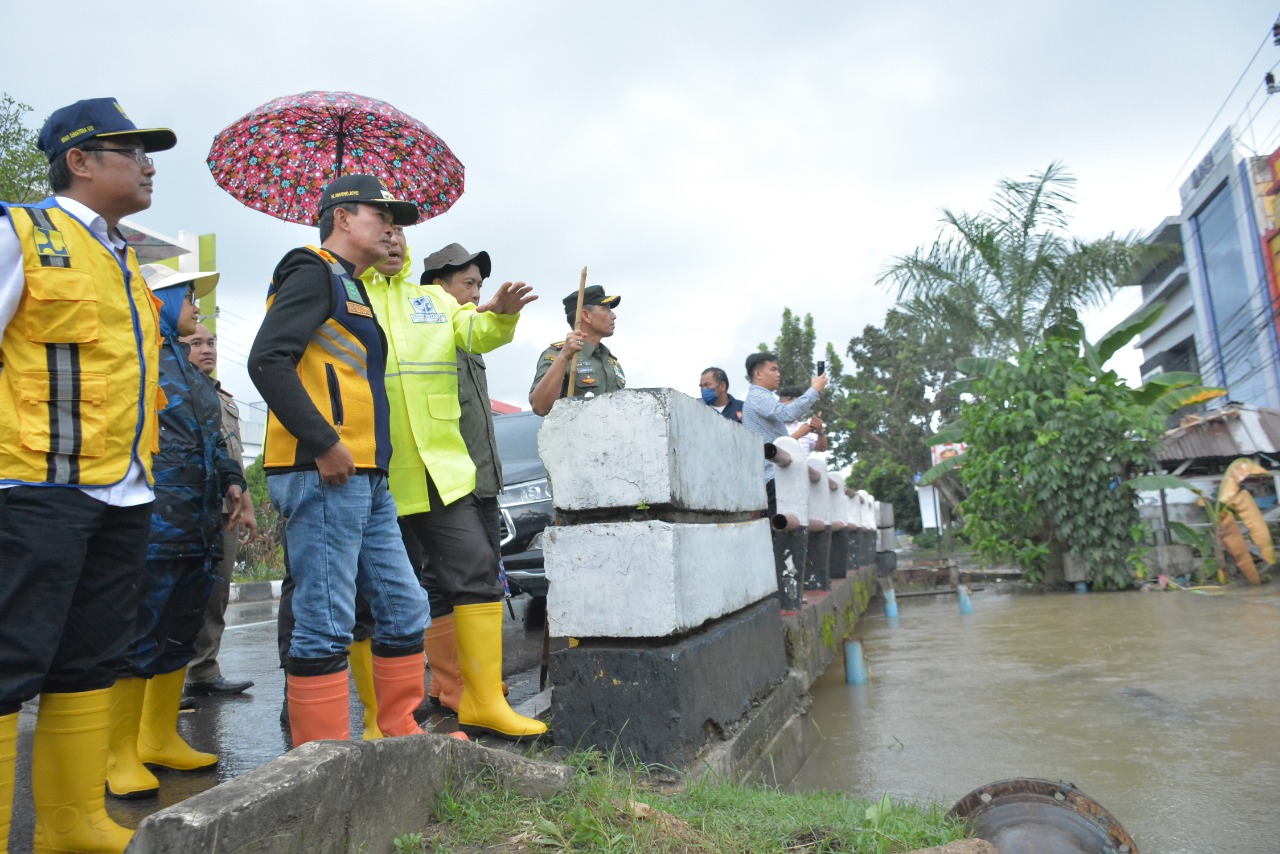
[6,594,555,854]
[790,583,1280,854]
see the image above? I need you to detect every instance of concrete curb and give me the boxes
[129,735,573,853]
[228,579,283,603]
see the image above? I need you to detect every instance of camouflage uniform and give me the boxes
[530,339,626,401]
[124,336,244,677]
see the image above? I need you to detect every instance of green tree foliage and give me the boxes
[237,453,285,578]
[764,308,820,389]
[825,310,971,529]
[923,308,1222,589]
[879,162,1151,358]
[0,94,48,203]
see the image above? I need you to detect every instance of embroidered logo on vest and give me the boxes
[35,228,69,257]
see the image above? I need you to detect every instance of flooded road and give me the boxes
[790,584,1280,854]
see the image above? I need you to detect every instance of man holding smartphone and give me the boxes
[741,352,827,516]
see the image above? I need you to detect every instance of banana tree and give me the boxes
[1192,458,1273,585]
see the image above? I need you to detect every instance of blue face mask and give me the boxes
[701,387,718,405]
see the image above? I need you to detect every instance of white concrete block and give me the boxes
[831,482,851,529]
[540,388,766,513]
[807,457,830,528]
[545,518,777,638]
[771,436,809,526]
[857,490,874,530]
[876,499,895,529]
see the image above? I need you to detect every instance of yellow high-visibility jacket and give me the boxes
[362,251,518,513]
[0,200,161,487]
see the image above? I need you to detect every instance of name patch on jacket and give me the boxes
[408,295,446,324]
[346,301,373,318]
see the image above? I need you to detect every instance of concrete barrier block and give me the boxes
[549,597,787,768]
[772,435,809,521]
[545,518,777,638]
[806,457,830,527]
[857,490,875,530]
[540,388,766,513]
[875,500,894,529]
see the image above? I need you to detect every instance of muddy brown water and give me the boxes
[789,583,1280,854]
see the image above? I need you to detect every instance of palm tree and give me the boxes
[879,162,1152,358]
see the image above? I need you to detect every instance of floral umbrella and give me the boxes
[207,90,464,225]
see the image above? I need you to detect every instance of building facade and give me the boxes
[1122,127,1280,409]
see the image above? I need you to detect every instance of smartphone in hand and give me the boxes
[816,360,825,376]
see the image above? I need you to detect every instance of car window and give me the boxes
[493,415,543,463]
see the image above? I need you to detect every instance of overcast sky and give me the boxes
[6,1,1279,409]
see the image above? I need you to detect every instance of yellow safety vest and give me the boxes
[0,201,161,487]
[262,247,388,472]
[362,273,517,514]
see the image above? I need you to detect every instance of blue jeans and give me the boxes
[268,471,428,660]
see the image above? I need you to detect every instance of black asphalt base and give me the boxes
[547,597,787,767]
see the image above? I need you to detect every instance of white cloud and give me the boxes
[4,0,1276,407]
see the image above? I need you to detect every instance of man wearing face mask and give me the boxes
[698,367,744,422]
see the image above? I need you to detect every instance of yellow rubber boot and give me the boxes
[454,602,547,738]
[423,614,463,711]
[31,689,133,854]
[137,668,216,771]
[104,678,158,799]
[347,639,383,740]
[0,711,16,852]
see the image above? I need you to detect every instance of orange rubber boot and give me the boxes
[372,652,425,737]
[286,671,351,748]
[423,615,462,711]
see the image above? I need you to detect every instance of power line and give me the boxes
[1164,24,1273,196]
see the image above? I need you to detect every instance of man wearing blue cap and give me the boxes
[0,97,176,853]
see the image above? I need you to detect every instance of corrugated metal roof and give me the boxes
[1155,406,1280,463]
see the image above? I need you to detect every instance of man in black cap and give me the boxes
[248,174,432,748]
[529,285,625,416]
[0,96,175,854]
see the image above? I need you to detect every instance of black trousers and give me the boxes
[398,476,502,610]
[0,486,150,714]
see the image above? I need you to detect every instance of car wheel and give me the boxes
[523,594,547,631]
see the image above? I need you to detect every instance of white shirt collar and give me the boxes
[54,196,126,253]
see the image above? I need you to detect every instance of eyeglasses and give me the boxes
[79,146,154,168]
[186,289,199,305]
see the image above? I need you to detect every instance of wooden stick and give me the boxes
[566,266,588,398]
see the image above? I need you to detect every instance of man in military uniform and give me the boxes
[529,285,625,415]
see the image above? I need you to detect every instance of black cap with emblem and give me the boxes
[317,174,419,225]
[563,285,620,323]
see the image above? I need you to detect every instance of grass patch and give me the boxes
[405,749,966,853]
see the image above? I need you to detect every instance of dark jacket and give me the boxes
[249,247,392,474]
[456,349,502,499]
[148,296,245,560]
[720,395,745,423]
